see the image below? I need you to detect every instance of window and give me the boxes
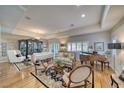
[49,43,60,54]
[67,43,71,51]
[71,43,76,51]
[67,42,89,52]
[76,42,82,51]
[82,42,89,52]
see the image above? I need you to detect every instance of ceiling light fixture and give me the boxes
[81,14,86,18]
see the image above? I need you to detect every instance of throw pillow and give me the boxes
[16,54,21,57]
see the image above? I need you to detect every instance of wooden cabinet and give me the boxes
[19,39,43,58]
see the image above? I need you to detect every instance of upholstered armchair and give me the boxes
[55,52,76,68]
[7,50,25,63]
[62,65,94,88]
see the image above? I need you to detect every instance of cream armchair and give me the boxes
[55,52,75,68]
[7,50,25,63]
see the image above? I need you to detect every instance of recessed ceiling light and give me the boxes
[81,14,86,18]
[25,16,31,20]
[70,24,74,27]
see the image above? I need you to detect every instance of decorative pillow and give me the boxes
[63,53,68,58]
[16,54,21,57]
[59,53,63,57]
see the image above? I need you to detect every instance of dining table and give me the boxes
[80,54,107,71]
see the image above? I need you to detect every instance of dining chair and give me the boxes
[80,55,90,65]
[33,61,47,75]
[62,65,94,88]
[97,55,110,71]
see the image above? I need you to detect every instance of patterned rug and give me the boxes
[31,72,64,88]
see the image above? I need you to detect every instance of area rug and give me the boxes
[31,72,64,88]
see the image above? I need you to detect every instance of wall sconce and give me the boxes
[60,44,65,47]
[60,44,66,52]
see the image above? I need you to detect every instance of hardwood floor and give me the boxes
[0,62,114,88]
[94,69,114,88]
[0,62,45,88]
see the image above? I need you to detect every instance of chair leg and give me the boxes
[62,81,66,87]
[110,75,119,88]
[96,61,98,68]
[108,62,109,69]
[84,80,87,88]
[110,75,114,86]
[81,61,83,64]
[34,65,37,75]
[101,62,104,71]
[90,61,94,67]
[35,69,37,75]
[104,62,109,69]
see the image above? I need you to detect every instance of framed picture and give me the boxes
[94,42,104,51]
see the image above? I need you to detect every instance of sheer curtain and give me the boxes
[49,42,60,58]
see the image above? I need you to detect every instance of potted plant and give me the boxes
[55,60,61,66]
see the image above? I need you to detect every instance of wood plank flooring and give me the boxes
[0,62,114,88]
[0,62,44,88]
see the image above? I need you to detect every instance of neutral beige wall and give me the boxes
[0,25,1,60]
[0,32,47,63]
[0,32,31,63]
[59,31,111,52]
[48,31,111,50]
[48,31,111,65]
[48,31,111,60]
[49,31,111,48]
[111,23,124,74]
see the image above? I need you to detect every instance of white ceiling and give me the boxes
[0,5,124,39]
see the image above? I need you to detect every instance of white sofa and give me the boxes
[55,52,75,67]
[31,52,54,63]
[7,50,26,63]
